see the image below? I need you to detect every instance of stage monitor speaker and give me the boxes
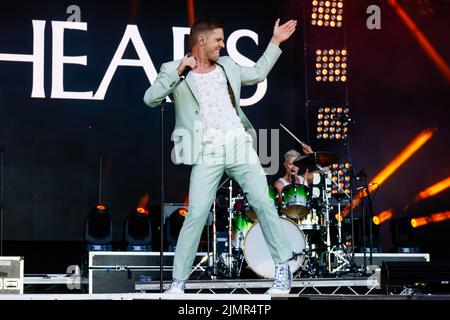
[353,252,430,268]
[381,261,450,294]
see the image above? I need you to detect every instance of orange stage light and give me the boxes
[373,209,394,225]
[414,176,450,202]
[388,0,450,84]
[337,129,436,220]
[411,211,450,228]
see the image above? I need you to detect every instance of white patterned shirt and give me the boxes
[191,66,245,146]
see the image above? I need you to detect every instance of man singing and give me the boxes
[144,18,297,294]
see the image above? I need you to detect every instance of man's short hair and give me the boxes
[189,19,224,49]
[284,149,301,161]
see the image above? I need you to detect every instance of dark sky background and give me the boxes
[0,0,449,260]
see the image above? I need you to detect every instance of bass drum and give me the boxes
[243,217,307,279]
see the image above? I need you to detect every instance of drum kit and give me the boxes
[203,151,358,280]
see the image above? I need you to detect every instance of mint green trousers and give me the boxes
[172,132,293,281]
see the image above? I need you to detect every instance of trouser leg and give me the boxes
[172,150,224,280]
[225,134,293,264]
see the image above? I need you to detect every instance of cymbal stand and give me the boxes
[329,174,352,274]
[227,179,235,277]
[210,199,217,279]
[316,164,332,273]
[330,174,351,248]
[202,177,230,279]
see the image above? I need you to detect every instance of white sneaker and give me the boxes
[164,279,186,294]
[266,262,292,295]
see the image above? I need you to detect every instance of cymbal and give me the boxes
[293,151,339,170]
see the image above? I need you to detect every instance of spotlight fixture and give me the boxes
[84,204,112,251]
[330,161,352,197]
[316,105,350,140]
[314,49,348,82]
[124,207,152,251]
[165,208,188,251]
[311,0,344,28]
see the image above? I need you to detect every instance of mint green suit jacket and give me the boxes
[143,42,282,165]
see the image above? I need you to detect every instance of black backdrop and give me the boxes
[0,0,449,261]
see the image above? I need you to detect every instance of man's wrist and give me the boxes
[270,37,281,46]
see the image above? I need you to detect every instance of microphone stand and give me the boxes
[360,171,375,270]
[0,148,4,256]
[159,99,167,293]
[343,121,360,275]
[158,71,189,291]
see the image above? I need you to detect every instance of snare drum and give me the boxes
[281,183,310,219]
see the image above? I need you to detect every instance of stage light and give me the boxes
[330,161,352,201]
[339,128,436,219]
[311,0,344,28]
[315,105,350,140]
[165,208,189,251]
[84,204,112,251]
[411,211,450,228]
[314,49,348,82]
[388,0,450,84]
[414,176,450,202]
[373,209,394,225]
[124,207,152,251]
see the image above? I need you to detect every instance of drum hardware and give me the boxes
[226,179,235,277]
[201,177,233,279]
[328,245,352,275]
[293,150,350,275]
[330,174,351,250]
[201,151,361,280]
[207,178,255,279]
[318,165,353,275]
[293,151,339,171]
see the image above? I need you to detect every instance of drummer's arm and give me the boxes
[305,172,315,185]
[274,180,283,195]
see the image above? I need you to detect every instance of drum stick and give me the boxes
[279,123,306,146]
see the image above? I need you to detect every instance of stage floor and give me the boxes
[1,293,450,300]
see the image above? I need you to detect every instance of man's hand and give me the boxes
[176,55,197,77]
[270,18,298,46]
[300,141,313,154]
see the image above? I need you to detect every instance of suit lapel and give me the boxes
[184,72,201,105]
[183,60,238,109]
[215,60,239,108]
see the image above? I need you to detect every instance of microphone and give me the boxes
[180,53,195,80]
[290,170,296,185]
[180,67,191,80]
[356,183,376,191]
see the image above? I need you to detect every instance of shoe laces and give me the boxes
[171,279,186,290]
[272,263,290,289]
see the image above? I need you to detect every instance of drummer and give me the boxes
[274,143,315,195]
